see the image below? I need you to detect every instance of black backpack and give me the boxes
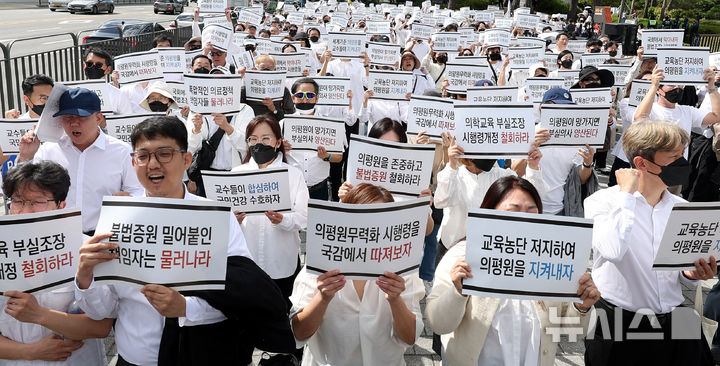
[187,119,227,185]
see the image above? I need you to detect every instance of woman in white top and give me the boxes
[0,161,111,365]
[232,115,309,301]
[290,183,425,366]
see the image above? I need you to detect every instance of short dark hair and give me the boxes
[242,114,286,164]
[368,118,407,143]
[130,116,188,151]
[444,23,458,32]
[291,77,318,94]
[586,39,602,48]
[556,32,569,40]
[152,34,173,47]
[83,47,113,68]
[557,50,573,62]
[3,161,71,203]
[307,27,320,36]
[192,54,211,67]
[480,175,543,213]
[21,74,54,97]
[281,43,297,52]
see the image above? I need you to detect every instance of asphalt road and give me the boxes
[0,4,192,56]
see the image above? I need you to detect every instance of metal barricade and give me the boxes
[697,34,720,53]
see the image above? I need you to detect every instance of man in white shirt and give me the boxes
[4,74,53,120]
[82,47,134,115]
[17,88,143,234]
[584,119,717,365]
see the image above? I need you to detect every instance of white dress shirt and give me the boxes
[74,190,252,365]
[105,83,134,115]
[186,105,254,170]
[537,146,578,215]
[359,99,409,129]
[289,267,425,366]
[0,287,106,366]
[119,82,151,115]
[232,152,309,279]
[34,130,144,232]
[434,164,546,249]
[326,59,367,116]
[475,299,541,366]
[411,69,435,96]
[584,186,696,314]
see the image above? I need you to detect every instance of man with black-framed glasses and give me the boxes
[240,55,296,119]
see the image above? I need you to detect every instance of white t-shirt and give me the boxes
[645,103,708,158]
[538,147,578,215]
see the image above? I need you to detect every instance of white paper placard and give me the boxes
[114,50,163,85]
[484,28,511,47]
[93,196,230,290]
[566,40,587,54]
[184,73,244,114]
[367,41,401,66]
[539,104,610,148]
[411,23,434,39]
[185,49,203,70]
[445,63,492,94]
[467,86,518,103]
[455,103,535,159]
[237,9,263,25]
[641,29,685,55]
[580,52,611,68]
[475,11,494,22]
[104,113,163,144]
[515,13,540,30]
[347,134,435,197]
[327,32,366,59]
[244,70,287,102]
[598,64,632,87]
[710,52,720,68]
[516,37,546,48]
[508,46,545,70]
[270,52,307,77]
[313,76,350,106]
[0,208,83,293]
[494,18,513,29]
[286,12,305,25]
[281,115,346,153]
[656,47,710,86]
[165,80,187,108]
[198,0,226,13]
[202,14,230,27]
[157,47,187,75]
[557,69,580,90]
[35,83,68,143]
[431,32,461,52]
[0,118,36,154]
[305,197,430,279]
[628,79,654,108]
[367,21,391,34]
[652,203,720,271]
[202,24,233,52]
[523,77,564,103]
[64,79,112,114]
[202,167,292,214]
[571,87,613,105]
[406,95,455,139]
[463,208,593,302]
[368,70,414,100]
[543,53,559,72]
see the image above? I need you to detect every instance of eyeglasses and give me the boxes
[131,148,185,166]
[85,61,105,68]
[246,136,274,145]
[294,92,316,99]
[210,50,226,56]
[584,76,600,82]
[7,198,55,211]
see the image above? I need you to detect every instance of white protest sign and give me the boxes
[475,11,494,22]
[467,86,518,103]
[580,52,611,68]
[0,119,36,154]
[202,15,230,27]
[598,64,632,87]
[711,52,720,68]
[516,37,546,48]
[327,32,366,59]
[0,208,83,293]
[566,40,587,54]
[184,73,244,114]
[202,167,292,214]
[406,95,455,139]
[237,9,263,25]
[202,24,233,52]
[270,52,307,77]
[641,29,685,55]
[314,76,350,106]
[232,51,255,70]
[368,70,414,100]
[282,115,346,153]
[543,53,559,72]
[305,197,430,279]
[515,13,540,30]
[459,27,475,46]
[484,28,511,47]
[455,103,535,159]
[367,41,401,66]
[539,104,610,148]
[463,208,593,302]
[64,79,112,114]
[94,196,230,291]
[252,38,274,55]
[508,46,544,69]
[411,23,434,39]
[367,21,391,34]
[557,69,580,90]
[198,0,226,13]
[185,49,202,70]
[628,79,654,107]
[165,80,187,108]
[652,203,720,271]
[445,63,492,94]
[494,18,513,29]
[431,32,461,52]
[114,50,163,85]
[347,134,435,197]
[657,47,710,86]
[571,87,613,105]
[157,47,187,75]
[104,113,164,144]
[523,77,564,103]
[35,83,68,143]
[244,70,287,102]
[286,12,305,25]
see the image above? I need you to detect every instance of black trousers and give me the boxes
[117,355,138,366]
[585,298,714,366]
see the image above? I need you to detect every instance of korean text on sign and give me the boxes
[201,167,292,214]
[454,103,535,159]
[653,202,720,271]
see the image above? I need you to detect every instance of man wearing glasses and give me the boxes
[17,88,143,235]
[82,47,134,115]
[203,42,236,74]
[240,55,296,120]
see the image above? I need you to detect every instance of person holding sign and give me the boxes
[426,175,599,366]
[240,55,297,120]
[289,183,425,366]
[0,161,112,365]
[233,115,309,301]
[584,120,717,365]
[421,42,449,89]
[139,81,189,119]
[400,51,435,96]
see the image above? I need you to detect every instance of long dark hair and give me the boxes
[480,175,543,213]
[368,118,407,143]
[242,114,287,164]
[342,183,394,204]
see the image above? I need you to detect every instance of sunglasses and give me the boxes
[210,50,226,56]
[85,61,105,68]
[585,76,600,82]
[294,91,316,99]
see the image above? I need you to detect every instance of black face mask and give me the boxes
[560,59,573,69]
[194,67,210,74]
[471,159,495,172]
[436,55,448,64]
[608,50,618,57]
[245,45,256,52]
[250,143,277,164]
[662,87,684,104]
[646,156,690,187]
[148,101,169,112]
[590,48,601,53]
[489,53,502,61]
[584,81,603,88]
[296,102,315,111]
[30,103,45,116]
[189,44,202,51]
[289,29,297,37]
[309,35,319,43]
[323,19,330,23]
[84,65,106,80]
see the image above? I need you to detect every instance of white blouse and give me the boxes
[232,152,309,279]
[290,267,425,366]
